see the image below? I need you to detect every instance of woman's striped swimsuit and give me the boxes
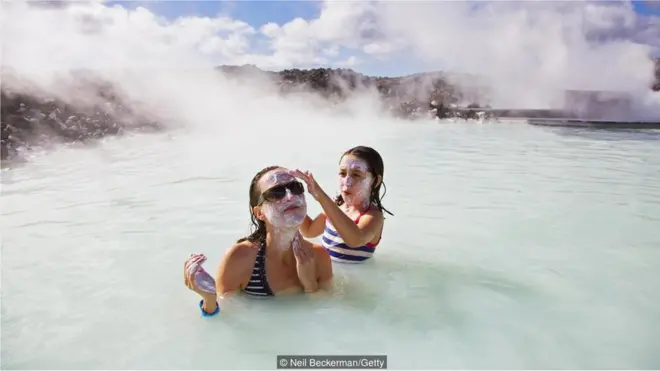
[241,242,274,297]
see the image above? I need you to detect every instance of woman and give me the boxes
[183,165,333,317]
[294,146,393,263]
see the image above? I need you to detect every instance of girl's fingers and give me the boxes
[292,169,315,185]
[291,169,307,180]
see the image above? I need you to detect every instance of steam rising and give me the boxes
[2,0,659,136]
[373,1,660,116]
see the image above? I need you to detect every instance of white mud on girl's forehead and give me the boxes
[340,157,369,172]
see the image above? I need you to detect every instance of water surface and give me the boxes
[2,121,660,369]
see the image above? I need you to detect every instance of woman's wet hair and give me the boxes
[335,146,393,216]
[237,165,282,244]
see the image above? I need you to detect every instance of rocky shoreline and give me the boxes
[1,73,163,161]
[2,59,659,161]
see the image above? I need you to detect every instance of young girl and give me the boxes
[292,145,393,263]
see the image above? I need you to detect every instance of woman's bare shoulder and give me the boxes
[224,240,259,263]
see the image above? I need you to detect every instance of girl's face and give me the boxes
[338,155,373,206]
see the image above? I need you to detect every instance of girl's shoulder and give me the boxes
[356,204,384,223]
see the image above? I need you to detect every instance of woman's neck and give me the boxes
[264,226,299,261]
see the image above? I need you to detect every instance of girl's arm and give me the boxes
[291,169,382,248]
[315,189,383,247]
[299,213,327,238]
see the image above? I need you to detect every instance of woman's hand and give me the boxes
[184,253,217,301]
[291,233,318,292]
[291,169,323,201]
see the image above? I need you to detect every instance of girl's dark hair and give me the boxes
[237,165,282,244]
[335,146,393,216]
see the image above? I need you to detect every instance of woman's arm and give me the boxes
[314,245,333,289]
[184,254,219,315]
[293,238,333,294]
[215,242,254,296]
[299,213,327,238]
[184,243,254,317]
[305,245,334,298]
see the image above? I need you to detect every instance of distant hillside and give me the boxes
[2,59,659,161]
[215,64,488,116]
[217,61,660,113]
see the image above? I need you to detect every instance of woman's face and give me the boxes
[338,155,373,205]
[257,168,307,228]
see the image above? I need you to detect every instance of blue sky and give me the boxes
[109,0,322,26]
[106,0,659,76]
[632,0,660,16]
[109,0,660,27]
[106,0,429,76]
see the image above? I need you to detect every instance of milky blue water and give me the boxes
[2,120,660,369]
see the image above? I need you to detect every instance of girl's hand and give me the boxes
[291,169,323,201]
[184,253,217,300]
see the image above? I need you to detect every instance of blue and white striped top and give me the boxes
[321,210,381,263]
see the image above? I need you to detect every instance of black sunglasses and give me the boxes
[257,181,305,205]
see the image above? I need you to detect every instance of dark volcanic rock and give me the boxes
[1,72,162,161]
[216,65,472,119]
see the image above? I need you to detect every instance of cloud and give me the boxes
[371,1,659,108]
[336,56,360,67]
[363,42,402,57]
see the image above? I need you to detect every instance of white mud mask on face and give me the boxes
[262,190,307,228]
[263,171,295,188]
[260,171,307,228]
[340,157,373,203]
